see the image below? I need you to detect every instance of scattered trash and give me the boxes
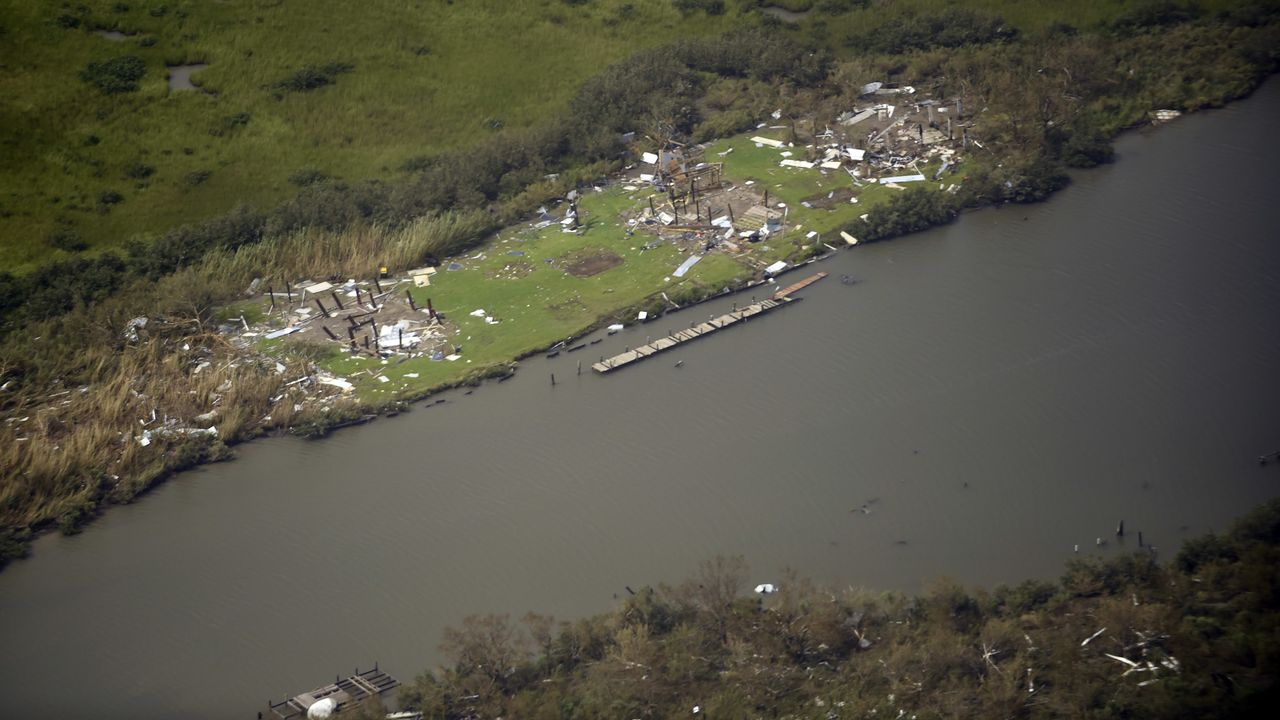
[123,316,148,342]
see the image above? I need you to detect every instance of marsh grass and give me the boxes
[0,0,742,272]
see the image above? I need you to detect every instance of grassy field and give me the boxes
[0,0,745,273]
[1,0,1257,274]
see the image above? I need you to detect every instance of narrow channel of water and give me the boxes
[1,82,1277,718]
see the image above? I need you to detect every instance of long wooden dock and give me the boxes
[773,271,827,299]
[592,272,827,374]
[593,297,790,373]
[269,667,399,719]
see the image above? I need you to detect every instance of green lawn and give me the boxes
[314,183,748,399]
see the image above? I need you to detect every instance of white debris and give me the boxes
[750,136,785,148]
[754,583,777,594]
[1081,627,1106,646]
[317,376,354,392]
[470,309,487,317]
[123,316,148,342]
[780,159,816,169]
[641,151,659,165]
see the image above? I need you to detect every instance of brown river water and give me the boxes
[2,81,1278,717]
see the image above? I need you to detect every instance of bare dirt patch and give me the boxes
[563,251,623,277]
[803,186,855,209]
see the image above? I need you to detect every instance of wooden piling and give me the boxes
[322,325,338,341]
[330,290,345,311]
[373,277,383,294]
[550,373,556,386]
[406,291,417,311]
[314,298,330,317]
[268,286,275,310]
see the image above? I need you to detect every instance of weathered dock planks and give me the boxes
[269,666,399,719]
[592,297,790,373]
[773,271,828,300]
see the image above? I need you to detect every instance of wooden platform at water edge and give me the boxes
[269,666,399,719]
[592,272,826,374]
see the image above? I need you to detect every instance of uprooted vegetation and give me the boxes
[403,500,1280,718]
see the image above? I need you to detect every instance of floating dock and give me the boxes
[269,666,399,719]
[590,272,822,374]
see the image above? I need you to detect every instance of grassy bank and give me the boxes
[2,1,1278,567]
[399,499,1280,718]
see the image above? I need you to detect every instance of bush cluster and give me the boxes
[271,62,354,95]
[80,55,147,94]
[845,8,1017,54]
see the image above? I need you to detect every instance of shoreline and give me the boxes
[3,72,1275,570]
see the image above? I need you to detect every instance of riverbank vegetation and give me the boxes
[401,500,1280,718]
[2,1,1278,566]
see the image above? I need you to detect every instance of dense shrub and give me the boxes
[47,228,87,252]
[81,55,147,94]
[858,186,959,242]
[271,62,354,94]
[287,169,330,187]
[1112,0,1201,35]
[124,162,155,179]
[1053,127,1116,168]
[998,158,1070,203]
[845,9,1017,54]
[674,0,725,15]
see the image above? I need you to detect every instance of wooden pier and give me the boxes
[592,272,827,374]
[269,666,399,719]
[593,297,790,373]
[773,271,827,300]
